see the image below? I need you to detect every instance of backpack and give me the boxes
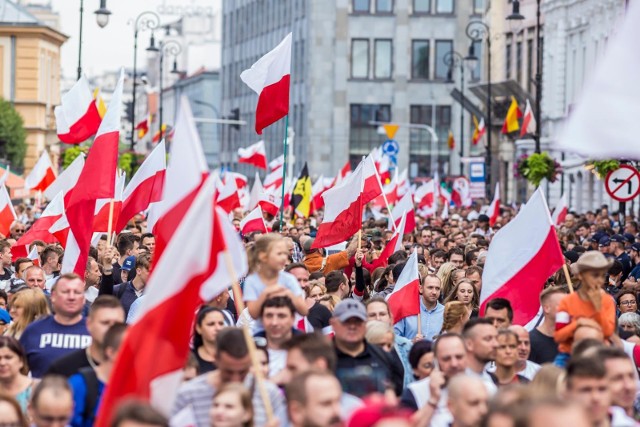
[79,366,100,424]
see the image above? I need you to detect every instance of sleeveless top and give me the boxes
[15,382,33,413]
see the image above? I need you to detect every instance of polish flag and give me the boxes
[248,173,264,211]
[93,172,126,233]
[372,212,407,269]
[386,251,421,322]
[480,189,564,325]
[452,177,472,208]
[94,176,248,424]
[487,183,500,227]
[332,161,352,187]
[240,33,291,134]
[264,168,283,189]
[258,190,281,217]
[216,176,241,213]
[240,206,267,235]
[43,154,85,205]
[55,76,103,144]
[415,181,436,210]
[551,194,568,227]
[27,245,40,266]
[377,155,391,184]
[0,184,16,237]
[116,141,166,233]
[225,172,248,190]
[362,155,383,205]
[12,192,64,260]
[25,151,56,193]
[396,169,410,198]
[520,99,537,137]
[391,190,416,232]
[238,140,268,169]
[61,71,123,276]
[269,154,284,173]
[311,175,327,212]
[439,184,452,206]
[147,97,209,264]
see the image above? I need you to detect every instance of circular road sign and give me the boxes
[382,139,399,155]
[605,165,640,202]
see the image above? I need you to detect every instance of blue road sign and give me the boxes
[382,139,399,155]
[388,154,398,166]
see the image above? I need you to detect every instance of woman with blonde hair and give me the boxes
[528,364,566,399]
[306,282,326,302]
[437,262,457,301]
[6,290,50,339]
[439,301,471,334]
[209,383,254,427]
[445,279,480,317]
[365,320,395,352]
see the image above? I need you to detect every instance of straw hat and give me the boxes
[570,251,614,275]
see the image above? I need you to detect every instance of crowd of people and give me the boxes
[0,201,639,427]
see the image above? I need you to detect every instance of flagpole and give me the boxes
[106,199,115,247]
[562,264,574,293]
[279,115,289,229]
[224,251,275,423]
[370,156,397,231]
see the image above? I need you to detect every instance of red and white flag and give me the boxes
[216,175,241,213]
[313,163,364,249]
[269,154,284,173]
[27,245,40,266]
[311,175,328,212]
[372,212,407,269]
[225,172,248,190]
[94,176,248,425]
[116,141,166,233]
[55,76,103,144]
[61,71,123,275]
[391,190,416,233]
[43,154,84,204]
[415,181,436,210]
[0,184,16,237]
[264,168,284,189]
[238,140,268,169]
[240,206,267,235]
[452,177,472,208]
[12,192,64,260]
[25,151,56,193]
[332,161,351,187]
[480,189,564,325]
[93,172,126,233]
[520,99,537,137]
[486,183,500,227]
[362,155,383,205]
[386,251,421,322]
[147,97,209,264]
[248,173,264,211]
[240,33,291,134]
[258,189,281,217]
[551,194,568,227]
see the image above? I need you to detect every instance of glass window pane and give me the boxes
[436,0,453,13]
[413,0,429,13]
[376,0,393,12]
[435,40,453,80]
[353,0,370,12]
[412,40,429,79]
[351,39,369,78]
[473,0,485,14]
[375,40,392,78]
[472,40,482,80]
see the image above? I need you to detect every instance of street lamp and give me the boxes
[77,0,111,80]
[466,20,493,198]
[130,11,161,151]
[507,0,542,154]
[158,40,183,142]
[443,50,469,176]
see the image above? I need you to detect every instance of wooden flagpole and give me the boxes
[562,263,574,293]
[278,115,289,230]
[106,200,115,247]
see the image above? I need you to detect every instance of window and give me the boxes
[350,104,392,159]
[435,105,452,143]
[413,0,429,13]
[353,0,370,12]
[527,39,534,93]
[374,39,393,79]
[473,0,485,14]
[412,40,429,79]
[409,105,433,176]
[516,41,522,84]
[376,0,393,13]
[351,39,369,78]
[471,40,482,81]
[505,42,512,79]
[435,40,453,80]
[435,0,454,14]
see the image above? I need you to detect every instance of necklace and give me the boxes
[86,347,99,370]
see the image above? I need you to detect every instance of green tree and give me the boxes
[0,99,26,169]
[62,145,89,169]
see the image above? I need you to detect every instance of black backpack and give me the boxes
[78,366,100,424]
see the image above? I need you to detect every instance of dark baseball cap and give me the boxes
[122,256,136,271]
[598,236,611,247]
[631,243,640,252]
[590,232,605,243]
[623,233,635,243]
[478,214,490,223]
[610,234,625,243]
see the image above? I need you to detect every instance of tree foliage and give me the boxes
[0,99,26,169]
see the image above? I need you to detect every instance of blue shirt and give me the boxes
[69,372,105,427]
[113,281,142,317]
[242,271,304,302]
[19,315,91,378]
[393,299,444,341]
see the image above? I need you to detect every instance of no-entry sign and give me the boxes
[605,165,640,202]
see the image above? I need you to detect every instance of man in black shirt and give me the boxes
[0,239,13,280]
[529,285,567,364]
[47,294,124,377]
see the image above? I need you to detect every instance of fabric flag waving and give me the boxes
[11,192,64,260]
[240,33,292,134]
[290,163,312,218]
[372,212,407,269]
[27,245,40,266]
[269,155,284,173]
[472,116,485,145]
[25,151,56,193]
[362,155,383,205]
[415,181,436,210]
[55,76,103,144]
[520,99,536,137]
[43,154,84,204]
[391,191,416,233]
[240,206,267,235]
[216,176,241,214]
[94,176,248,425]
[386,251,421,322]
[501,97,522,134]
[551,194,568,227]
[0,184,16,237]
[93,172,126,233]
[480,189,564,325]
[486,183,500,227]
[238,140,268,169]
[248,173,264,211]
[136,116,150,139]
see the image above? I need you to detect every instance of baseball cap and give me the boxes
[631,243,640,252]
[563,250,580,264]
[598,236,611,247]
[623,233,635,243]
[590,232,605,243]
[122,256,136,271]
[0,308,10,324]
[610,234,625,243]
[333,299,367,322]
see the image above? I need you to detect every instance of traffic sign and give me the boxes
[605,165,640,202]
[382,139,399,155]
[388,154,398,166]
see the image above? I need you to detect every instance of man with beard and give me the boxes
[286,371,342,427]
[555,251,616,367]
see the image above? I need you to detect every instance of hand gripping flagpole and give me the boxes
[279,115,289,229]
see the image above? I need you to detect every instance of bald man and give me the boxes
[447,375,489,427]
[509,325,541,380]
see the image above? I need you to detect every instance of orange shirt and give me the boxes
[554,291,616,354]
[303,251,349,275]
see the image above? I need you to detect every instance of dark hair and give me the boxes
[447,248,464,261]
[309,271,324,281]
[140,233,154,243]
[461,317,494,338]
[285,262,308,273]
[260,296,295,318]
[110,399,168,427]
[285,371,337,406]
[193,306,225,349]
[40,245,59,266]
[485,298,514,322]
[103,323,127,359]
[408,340,433,369]
[136,254,152,271]
[117,234,139,256]
[616,289,637,306]
[388,250,408,265]
[31,375,72,410]
[0,336,28,375]
[0,289,7,304]
[596,346,633,363]
[609,260,623,276]
[0,240,11,254]
[89,295,124,317]
[216,327,248,359]
[465,249,479,266]
[430,249,446,260]
[283,333,337,371]
[567,356,606,386]
[325,271,346,293]
[13,257,32,273]
[392,262,406,283]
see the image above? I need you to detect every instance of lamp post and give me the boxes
[507,0,542,154]
[158,40,183,142]
[77,0,111,80]
[130,11,160,151]
[443,50,468,176]
[466,20,493,197]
